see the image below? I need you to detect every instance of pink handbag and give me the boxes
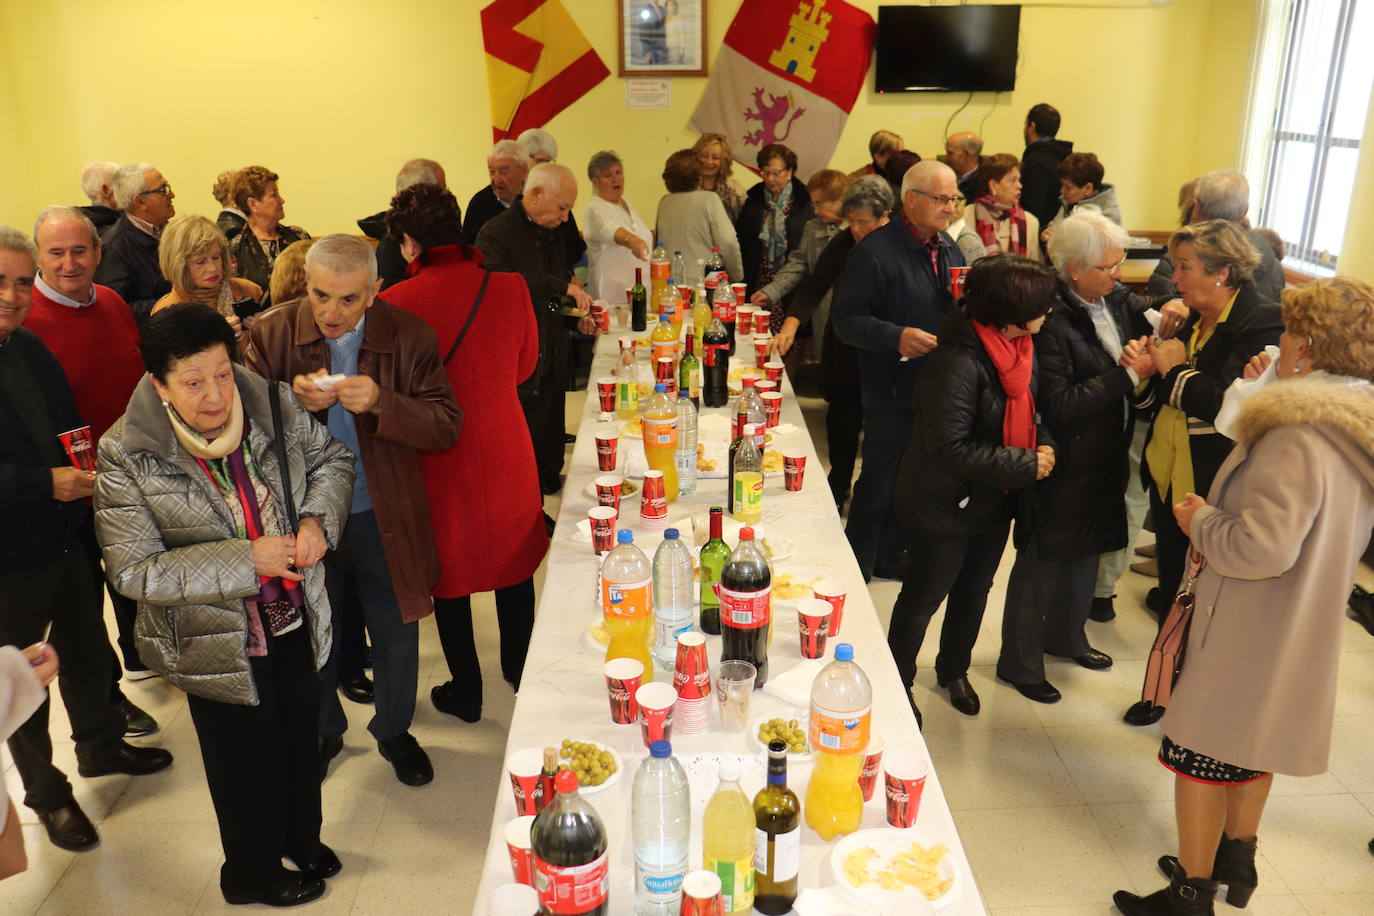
[1141,548,1205,708]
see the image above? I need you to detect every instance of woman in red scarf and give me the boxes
[889,255,1058,724]
[972,154,1042,263]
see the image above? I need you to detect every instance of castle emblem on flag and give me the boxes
[768,0,832,83]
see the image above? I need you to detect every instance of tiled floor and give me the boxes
[2,393,1371,914]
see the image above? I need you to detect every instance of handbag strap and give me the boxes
[443,269,491,367]
[268,380,300,530]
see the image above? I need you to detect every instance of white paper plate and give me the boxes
[830,828,961,912]
[764,536,795,563]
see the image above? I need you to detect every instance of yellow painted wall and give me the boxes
[0,0,1252,240]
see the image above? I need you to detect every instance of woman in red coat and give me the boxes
[383,184,549,723]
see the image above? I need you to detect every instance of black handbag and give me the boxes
[444,269,491,367]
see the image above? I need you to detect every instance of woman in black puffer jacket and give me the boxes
[890,255,1058,724]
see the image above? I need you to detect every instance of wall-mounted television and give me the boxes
[875,5,1021,93]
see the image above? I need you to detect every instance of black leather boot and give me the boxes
[1158,834,1257,908]
[1114,860,1216,915]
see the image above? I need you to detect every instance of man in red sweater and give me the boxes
[24,207,159,731]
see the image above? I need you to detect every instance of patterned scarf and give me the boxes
[757,181,794,287]
[970,320,1037,449]
[974,194,1028,257]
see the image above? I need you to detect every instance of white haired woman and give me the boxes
[583,150,651,302]
[1114,276,1374,913]
[995,207,1180,702]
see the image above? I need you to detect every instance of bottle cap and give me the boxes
[554,769,578,793]
[739,527,754,540]
[718,758,740,782]
[664,528,679,539]
[835,643,854,662]
[650,740,672,758]
[617,529,634,544]
[742,423,757,435]
[655,383,667,393]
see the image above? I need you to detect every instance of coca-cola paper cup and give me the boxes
[595,376,616,413]
[950,265,971,299]
[594,427,618,472]
[811,578,847,638]
[764,359,785,384]
[483,882,541,916]
[636,681,676,748]
[858,735,886,802]
[883,750,928,828]
[640,470,668,531]
[677,284,692,309]
[673,631,711,700]
[760,391,783,427]
[504,815,536,885]
[588,506,617,556]
[754,379,777,394]
[594,474,623,517]
[795,598,832,660]
[680,870,725,915]
[505,748,544,816]
[58,425,96,472]
[781,449,806,491]
[731,282,747,308]
[755,310,772,335]
[754,337,770,369]
[736,304,755,338]
[604,657,644,724]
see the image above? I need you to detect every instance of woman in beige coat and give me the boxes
[1115,276,1374,915]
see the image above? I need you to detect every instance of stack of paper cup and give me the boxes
[671,632,712,735]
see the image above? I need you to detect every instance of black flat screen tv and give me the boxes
[875,5,1021,93]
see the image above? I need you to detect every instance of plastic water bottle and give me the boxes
[675,396,698,496]
[671,250,687,287]
[804,643,873,840]
[632,739,690,914]
[651,530,695,673]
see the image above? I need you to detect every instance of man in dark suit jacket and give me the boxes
[463,140,531,245]
[94,163,175,325]
[358,158,448,290]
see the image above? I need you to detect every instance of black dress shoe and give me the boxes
[903,687,923,730]
[319,734,344,782]
[432,681,481,723]
[339,674,374,704]
[1089,595,1117,622]
[1123,700,1166,726]
[938,675,980,716]
[378,731,433,786]
[1049,648,1113,670]
[222,872,326,907]
[871,565,906,581]
[1349,586,1374,637]
[77,742,173,777]
[39,800,98,851]
[288,842,342,880]
[119,697,158,737]
[998,676,1061,704]
[563,433,577,444]
[1145,587,1170,619]
[540,476,563,495]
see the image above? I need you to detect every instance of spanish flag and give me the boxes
[482,0,610,142]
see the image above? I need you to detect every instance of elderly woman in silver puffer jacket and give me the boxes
[94,303,353,909]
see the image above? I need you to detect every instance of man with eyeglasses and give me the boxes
[94,162,175,326]
[832,159,967,583]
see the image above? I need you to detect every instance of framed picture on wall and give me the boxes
[619,0,707,77]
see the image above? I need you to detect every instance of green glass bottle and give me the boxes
[699,506,731,635]
[631,267,647,332]
[753,740,800,914]
[679,331,701,409]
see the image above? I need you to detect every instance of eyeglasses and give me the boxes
[138,183,172,198]
[760,168,791,179]
[909,188,963,206]
[1092,255,1128,273]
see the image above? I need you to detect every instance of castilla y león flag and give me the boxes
[482,0,610,142]
[690,0,875,177]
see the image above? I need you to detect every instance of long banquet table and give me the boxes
[475,328,987,914]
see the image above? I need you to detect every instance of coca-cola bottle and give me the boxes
[712,283,737,357]
[718,527,771,687]
[701,312,730,409]
[531,769,610,915]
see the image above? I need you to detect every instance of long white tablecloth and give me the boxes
[475,330,987,914]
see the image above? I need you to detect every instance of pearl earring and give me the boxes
[1214,280,1222,286]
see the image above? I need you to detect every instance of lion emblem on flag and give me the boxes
[742,87,806,148]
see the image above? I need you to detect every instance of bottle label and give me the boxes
[642,415,678,448]
[703,342,730,368]
[675,449,696,478]
[618,382,639,412]
[732,475,764,518]
[637,862,686,901]
[705,855,755,912]
[651,260,671,280]
[652,340,678,363]
[534,850,610,915]
[718,583,771,630]
[714,301,737,323]
[603,575,652,621]
[755,825,800,882]
[810,701,872,754]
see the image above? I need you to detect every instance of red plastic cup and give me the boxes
[504,815,536,885]
[594,474,623,517]
[755,310,772,335]
[594,428,618,472]
[731,282,747,308]
[736,304,755,337]
[640,470,668,530]
[754,379,777,395]
[760,391,783,427]
[884,751,929,828]
[58,425,96,472]
[795,598,832,659]
[505,748,544,816]
[656,357,678,397]
[588,506,617,555]
[672,632,711,700]
[636,681,676,747]
[754,336,770,369]
[595,376,616,413]
[679,871,725,915]
[950,265,971,299]
[590,301,610,333]
[858,735,886,802]
[677,284,692,309]
[782,448,806,491]
[604,657,644,724]
[764,360,784,384]
[811,578,847,637]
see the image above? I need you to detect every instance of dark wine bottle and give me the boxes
[753,740,800,914]
[631,267,647,332]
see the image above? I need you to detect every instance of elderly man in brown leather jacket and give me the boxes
[244,235,460,787]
